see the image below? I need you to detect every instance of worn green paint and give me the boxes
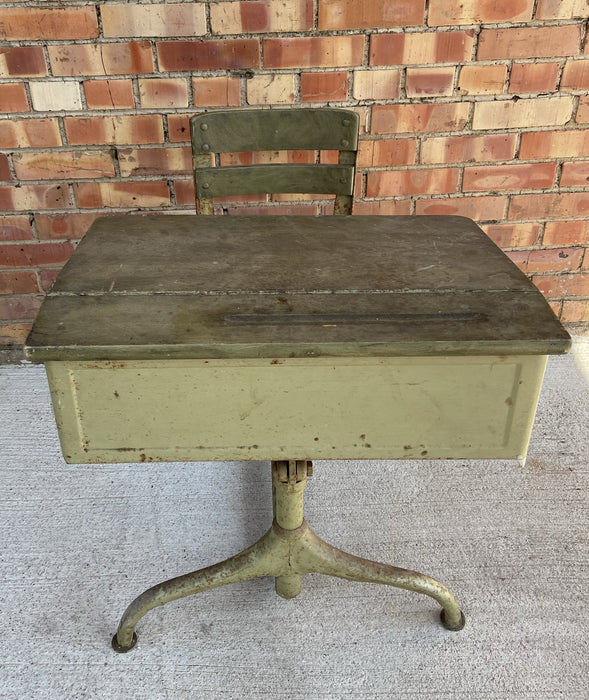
[194,163,354,198]
[24,215,570,362]
[45,355,547,464]
[190,108,359,214]
[112,461,464,652]
[23,200,571,647]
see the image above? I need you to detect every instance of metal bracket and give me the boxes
[273,460,312,484]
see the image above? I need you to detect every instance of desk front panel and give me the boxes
[45,356,547,464]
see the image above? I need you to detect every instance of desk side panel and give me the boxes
[44,356,547,464]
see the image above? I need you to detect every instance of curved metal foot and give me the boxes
[111,527,286,652]
[440,608,466,631]
[294,528,465,631]
[111,631,137,653]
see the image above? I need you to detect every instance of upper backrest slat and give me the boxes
[190,109,359,154]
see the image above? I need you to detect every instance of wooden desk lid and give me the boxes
[25,215,571,361]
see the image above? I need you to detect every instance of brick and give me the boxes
[520,130,589,159]
[458,64,507,95]
[536,0,589,19]
[0,322,32,344]
[463,163,557,192]
[370,31,473,66]
[0,7,98,40]
[138,78,189,108]
[0,296,42,322]
[421,134,517,164]
[35,213,97,240]
[167,115,191,142]
[29,80,82,112]
[508,62,560,94]
[367,167,459,197]
[13,150,115,181]
[561,59,589,91]
[507,247,583,273]
[225,204,320,216]
[0,215,33,241]
[0,82,29,112]
[264,36,364,69]
[0,46,46,78]
[405,67,455,97]
[478,25,582,60]
[472,97,574,130]
[352,69,401,100]
[211,1,313,33]
[318,0,425,29]
[0,270,39,295]
[118,147,192,177]
[65,115,164,146]
[428,0,534,25]
[74,182,170,209]
[577,96,589,123]
[247,74,296,104]
[192,76,242,107]
[158,39,260,72]
[0,156,10,183]
[532,272,589,298]
[352,199,413,215]
[0,184,72,212]
[357,138,417,168]
[173,179,197,206]
[1,241,75,267]
[509,192,589,220]
[371,103,469,134]
[39,269,61,292]
[301,71,349,102]
[482,222,540,248]
[543,221,588,246]
[560,299,589,322]
[560,161,589,187]
[415,195,507,219]
[220,150,314,167]
[220,151,314,166]
[102,3,206,38]
[49,42,153,77]
[0,118,61,148]
[271,193,325,203]
[84,80,135,110]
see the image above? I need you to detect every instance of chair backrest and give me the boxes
[190,108,359,215]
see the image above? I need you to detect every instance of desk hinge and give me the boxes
[274,460,313,484]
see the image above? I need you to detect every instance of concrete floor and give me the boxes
[0,341,587,699]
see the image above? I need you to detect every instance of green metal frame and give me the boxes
[112,460,465,652]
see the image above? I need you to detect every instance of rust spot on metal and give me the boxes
[360,433,366,440]
[114,390,120,398]
[140,453,146,462]
[314,437,319,441]
[270,359,282,365]
[421,450,428,456]
[505,396,513,406]
[404,445,412,450]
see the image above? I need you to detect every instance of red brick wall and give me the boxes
[1,0,588,352]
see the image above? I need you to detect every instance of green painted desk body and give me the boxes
[25,214,570,650]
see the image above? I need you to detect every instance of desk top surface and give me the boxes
[25,215,571,361]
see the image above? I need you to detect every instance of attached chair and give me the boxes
[190,108,358,215]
